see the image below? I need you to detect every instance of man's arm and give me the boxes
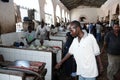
[35,26,40,38]
[91,34,103,74]
[96,55,103,74]
[101,31,109,54]
[101,41,107,54]
[55,53,72,69]
[47,31,50,40]
[28,38,36,45]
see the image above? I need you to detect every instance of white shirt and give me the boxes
[69,30,100,78]
[51,27,58,34]
[58,26,64,32]
[36,25,50,40]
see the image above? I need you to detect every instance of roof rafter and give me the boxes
[60,0,107,10]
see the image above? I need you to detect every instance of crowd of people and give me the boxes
[24,19,67,46]
[54,20,120,80]
[24,19,120,80]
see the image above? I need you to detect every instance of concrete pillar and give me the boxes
[0,0,16,33]
[38,0,45,21]
[53,9,56,25]
[109,9,113,26]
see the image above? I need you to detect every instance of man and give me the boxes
[95,22,102,42]
[36,19,50,45]
[63,31,77,80]
[25,26,36,45]
[101,23,120,80]
[55,20,103,80]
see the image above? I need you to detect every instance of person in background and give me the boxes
[36,19,50,46]
[88,23,96,37]
[50,24,58,36]
[55,20,103,80]
[58,25,65,32]
[82,23,88,33]
[88,23,93,33]
[25,25,36,46]
[95,22,102,43]
[63,30,77,80]
[101,23,120,80]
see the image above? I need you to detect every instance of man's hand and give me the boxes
[48,38,51,41]
[96,55,104,75]
[55,62,62,69]
[21,37,25,39]
[99,63,104,75]
[55,53,71,69]
[101,42,107,54]
[27,42,31,45]
[101,48,106,54]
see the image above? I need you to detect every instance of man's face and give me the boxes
[113,24,120,33]
[28,27,32,33]
[69,25,79,37]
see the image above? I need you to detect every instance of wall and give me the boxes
[38,0,69,24]
[100,0,120,24]
[0,0,69,34]
[70,6,99,23]
[100,0,120,16]
[1,0,119,34]
[0,0,16,34]
[70,0,120,24]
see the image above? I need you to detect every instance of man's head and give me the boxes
[69,20,82,37]
[41,19,45,27]
[28,26,32,33]
[113,23,120,33]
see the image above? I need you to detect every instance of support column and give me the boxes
[38,0,45,21]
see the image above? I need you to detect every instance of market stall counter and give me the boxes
[0,45,55,80]
[0,55,47,80]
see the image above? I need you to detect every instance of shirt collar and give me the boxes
[75,30,88,40]
[82,30,88,38]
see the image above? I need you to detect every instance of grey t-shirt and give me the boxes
[104,31,120,55]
